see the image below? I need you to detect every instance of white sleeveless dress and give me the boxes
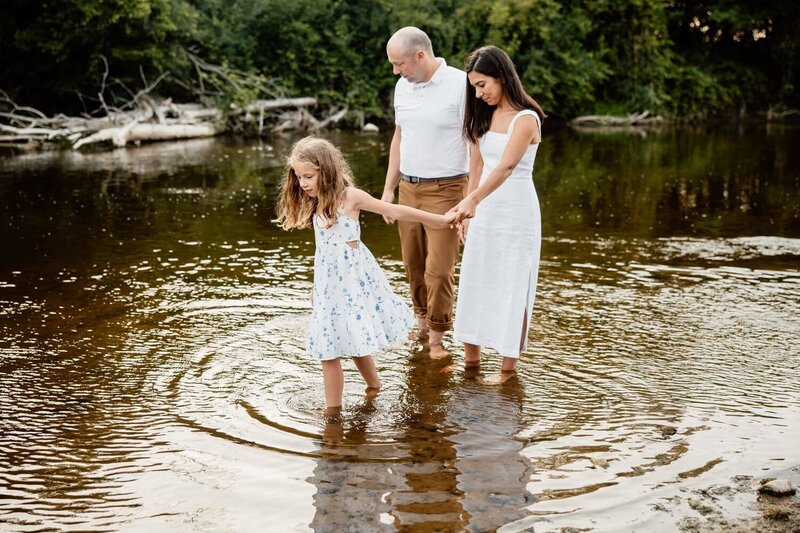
[308,213,415,361]
[454,110,542,358]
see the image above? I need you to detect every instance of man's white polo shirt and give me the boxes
[393,58,469,178]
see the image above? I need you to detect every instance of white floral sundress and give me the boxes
[308,213,414,360]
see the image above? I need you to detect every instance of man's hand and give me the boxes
[457,219,469,243]
[381,191,396,224]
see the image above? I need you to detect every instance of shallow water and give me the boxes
[0,125,798,532]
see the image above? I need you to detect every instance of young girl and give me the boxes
[276,136,456,415]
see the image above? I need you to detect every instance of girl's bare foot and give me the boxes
[324,405,342,418]
[364,385,381,400]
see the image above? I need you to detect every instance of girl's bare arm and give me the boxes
[348,188,455,228]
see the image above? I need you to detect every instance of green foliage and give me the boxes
[0,0,797,119]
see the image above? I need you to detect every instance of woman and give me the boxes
[449,45,545,382]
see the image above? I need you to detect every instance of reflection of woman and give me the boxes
[450,46,545,381]
[447,376,534,531]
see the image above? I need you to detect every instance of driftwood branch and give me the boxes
[569,110,664,127]
[1,54,341,151]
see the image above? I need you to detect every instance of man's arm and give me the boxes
[381,125,402,224]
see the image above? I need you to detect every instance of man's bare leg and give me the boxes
[409,316,429,341]
[428,329,450,359]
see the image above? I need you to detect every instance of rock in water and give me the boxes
[758,479,797,496]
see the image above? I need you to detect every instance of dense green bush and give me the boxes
[0,0,797,120]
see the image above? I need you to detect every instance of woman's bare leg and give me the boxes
[485,310,526,384]
[464,343,481,368]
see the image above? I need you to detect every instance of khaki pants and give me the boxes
[397,177,467,332]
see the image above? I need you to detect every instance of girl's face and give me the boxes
[293,160,320,198]
[468,71,503,106]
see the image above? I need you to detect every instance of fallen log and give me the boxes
[73,123,217,149]
[569,110,664,127]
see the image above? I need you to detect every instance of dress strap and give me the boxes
[508,109,541,137]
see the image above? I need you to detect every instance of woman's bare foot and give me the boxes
[481,369,517,385]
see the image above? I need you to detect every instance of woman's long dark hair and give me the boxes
[463,45,546,144]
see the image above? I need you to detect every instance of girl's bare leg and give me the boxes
[353,355,381,398]
[464,343,481,368]
[322,359,344,415]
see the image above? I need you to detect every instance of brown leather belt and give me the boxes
[400,173,467,183]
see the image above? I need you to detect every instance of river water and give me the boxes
[0,125,798,532]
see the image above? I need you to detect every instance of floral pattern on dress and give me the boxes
[308,213,414,360]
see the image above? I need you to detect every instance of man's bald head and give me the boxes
[387,26,434,58]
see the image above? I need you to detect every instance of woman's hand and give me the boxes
[448,196,478,224]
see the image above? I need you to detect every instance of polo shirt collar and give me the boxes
[413,58,447,89]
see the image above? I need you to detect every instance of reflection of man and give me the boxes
[382,26,468,358]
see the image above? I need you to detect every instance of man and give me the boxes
[382,27,468,359]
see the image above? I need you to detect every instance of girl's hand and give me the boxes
[442,211,457,228]
[457,219,469,243]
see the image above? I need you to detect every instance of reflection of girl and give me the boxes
[276,137,455,415]
[449,46,545,382]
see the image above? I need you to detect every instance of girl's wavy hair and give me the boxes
[463,45,547,144]
[276,136,353,230]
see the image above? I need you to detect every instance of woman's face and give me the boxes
[468,71,503,106]
[293,161,320,198]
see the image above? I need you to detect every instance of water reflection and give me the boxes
[393,352,464,531]
[0,127,798,531]
[309,404,395,532]
[448,376,533,532]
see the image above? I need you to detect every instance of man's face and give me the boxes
[387,44,423,83]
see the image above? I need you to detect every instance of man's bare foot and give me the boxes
[323,405,342,418]
[408,328,430,341]
[364,385,381,400]
[429,342,450,360]
[481,370,518,385]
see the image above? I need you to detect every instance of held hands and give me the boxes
[447,196,478,225]
[380,191,396,224]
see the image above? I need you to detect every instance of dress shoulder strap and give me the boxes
[508,109,541,137]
